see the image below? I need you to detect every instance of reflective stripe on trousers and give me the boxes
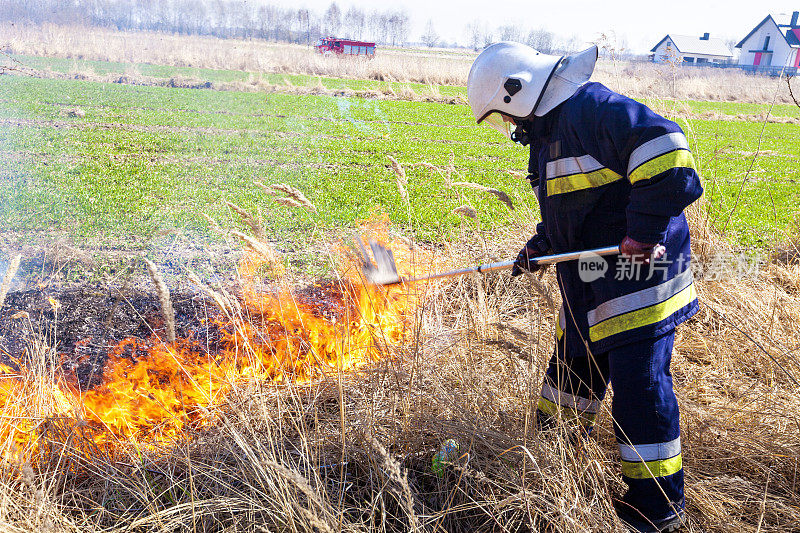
[538,331,684,520]
[555,305,566,340]
[537,381,601,427]
[619,436,682,479]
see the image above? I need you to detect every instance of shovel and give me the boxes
[356,238,620,286]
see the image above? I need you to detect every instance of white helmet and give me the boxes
[467,42,598,137]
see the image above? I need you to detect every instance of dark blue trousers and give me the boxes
[537,331,684,521]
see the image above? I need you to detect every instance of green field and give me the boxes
[1,65,799,257]
[8,53,468,98]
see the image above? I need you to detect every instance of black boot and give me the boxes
[614,501,686,532]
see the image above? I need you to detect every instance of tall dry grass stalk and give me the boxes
[256,181,317,213]
[144,258,176,344]
[387,155,409,203]
[452,205,477,219]
[224,200,266,240]
[451,181,515,210]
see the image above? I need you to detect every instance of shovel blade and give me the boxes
[355,237,402,285]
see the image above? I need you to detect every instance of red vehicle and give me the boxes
[315,37,376,58]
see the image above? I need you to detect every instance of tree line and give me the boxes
[1,0,589,53]
[0,0,411,46]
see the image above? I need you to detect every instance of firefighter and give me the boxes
[466,42,703,533]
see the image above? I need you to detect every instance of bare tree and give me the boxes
[211,0,230,37]
[561,34,583,54]
[0,0,425,48]
[256,4,279,40]
[482,28,494,49]
[421,19,439,48]
[323,2,341,36]
[498,24,523,43]
[227,0,254,38]
[386,10,409,46]
[466,20,484,51]
[275,7,294,42]
[723,37,738,62]
[344,6,366,39]
[526,28,553,53]
[368,10,389,43]
[297,8,311,44]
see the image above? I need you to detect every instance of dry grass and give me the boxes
[597,61,800,106]
[4,23,798,104]
[256,182,318,213]
[144,259,176,344]
[2,23,800,531]
[1,23,471,87]
[0,198,798,531]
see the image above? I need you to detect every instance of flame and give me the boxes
[0,227,437,456]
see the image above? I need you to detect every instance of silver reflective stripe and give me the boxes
[540,382,601,414]
[619,436,681,462]
[546,154,604,179]
[627,132,690,176]
[587,267,694,327]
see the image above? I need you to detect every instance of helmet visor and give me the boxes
[481,112,515,139]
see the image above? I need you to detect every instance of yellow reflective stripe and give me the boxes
[589,282,696,342]
[628,149,696,184]
[621,454,682,479]
[537,398,597,427]
[537,397,561,417]
[588,268,693,327]
[546,167,623,196]
[555,306,565,340]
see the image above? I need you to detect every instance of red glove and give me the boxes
[619,236,666,265]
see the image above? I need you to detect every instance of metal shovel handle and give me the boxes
[398,245,620,285]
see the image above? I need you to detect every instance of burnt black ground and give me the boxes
[0,277,353,390]
[0,286,218,389]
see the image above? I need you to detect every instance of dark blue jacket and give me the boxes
[528,82,703,353]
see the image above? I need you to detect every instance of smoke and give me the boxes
[334,96,391,137]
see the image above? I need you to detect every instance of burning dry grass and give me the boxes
[0,201,798,531]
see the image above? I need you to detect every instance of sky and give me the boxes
[264,0,800,53]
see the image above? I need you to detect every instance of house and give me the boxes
[736,11,800,69]
[650,33,733,64]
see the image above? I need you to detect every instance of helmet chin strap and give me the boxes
[510,120,534,146]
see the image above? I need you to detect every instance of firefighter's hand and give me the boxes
[619,236,666,265]
[511,234,551,276]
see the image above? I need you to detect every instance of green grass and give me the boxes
[0,75,520,250]
[9,53,467,98]
[1,71,799,255]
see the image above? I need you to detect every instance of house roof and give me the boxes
[736,13,800,49]
[787,28,800,47]
[650,34,732,57]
